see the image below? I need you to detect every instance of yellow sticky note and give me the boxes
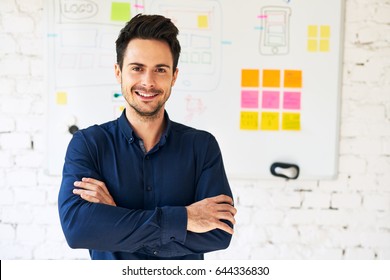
[320,39,330,52]
[56,92,67,105]
[198,15,209,28]
[284,70,302,88]
[282,113,301,130]
[261,112,279,130]
[240,111,259,130]
[320,25,331,38]
[263,70,281,88]
[111,2,131,22]
[308,39,318,52]
[308,25,318,37]
[241,69,260,88]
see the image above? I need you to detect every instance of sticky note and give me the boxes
[198,15,209,28]
[284,70,302,88]
[241,90,259,108]
[320,39,330,52]
[308,39,318,52]
[263,69,281,88]
[114,105,125,118]
[283,92,301,110]
[56,92,67,105]
[241,69,260,87]
[282,113,301,130]
[261,112,279,130]
[262,91,280,109]
[320,25,331,38]
[308,25,318,37]
[111,2,131,22]
[240,111,259,130]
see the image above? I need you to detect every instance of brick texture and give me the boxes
[0,0,389,260]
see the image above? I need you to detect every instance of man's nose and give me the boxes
[141,71,155,88]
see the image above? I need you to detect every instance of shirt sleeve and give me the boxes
[184,134,234,253]
[151,134,234,257]
[58,131,188,254]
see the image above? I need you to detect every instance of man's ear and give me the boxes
[114,63,122,84]
[171,68,179,87]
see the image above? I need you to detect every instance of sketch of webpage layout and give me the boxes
[259,6,291,55]
[50,0,144,89]
[147,0,222,91]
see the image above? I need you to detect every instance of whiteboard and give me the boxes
[46,0,345,180]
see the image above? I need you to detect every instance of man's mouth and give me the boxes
[133,87,163,99]
[135,91,159,98]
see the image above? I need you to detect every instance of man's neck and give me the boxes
[125,107,166,153]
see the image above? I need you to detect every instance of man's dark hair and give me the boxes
[116,14,181,72]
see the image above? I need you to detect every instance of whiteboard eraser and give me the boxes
[270,162,300,180]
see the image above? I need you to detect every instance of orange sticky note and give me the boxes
[282,113,301,130]
[241,69,260,87]
[263,69,281,88]
[240,111,259,130]
[284,70,302,88]
[261,112,279,130]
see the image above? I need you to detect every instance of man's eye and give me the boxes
[156,68,166,73]
[132,67,142,71]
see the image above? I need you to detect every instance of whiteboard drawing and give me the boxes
[259,6,291,55]
[185,95,207,122]
[148,0,222,91]
[46,0,345,179]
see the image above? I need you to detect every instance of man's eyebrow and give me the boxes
[128,62,145,67]
[127,63,171,69]
[155,64,171,69]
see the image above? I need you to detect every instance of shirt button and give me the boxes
[145,156,150,160]
[146,186,152,191]
[153,251,158,255]
[170,237,175,241]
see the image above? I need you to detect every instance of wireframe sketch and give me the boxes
[259,6,292,55]
[148,0,222,91]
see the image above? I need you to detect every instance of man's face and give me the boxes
[115,38,178,119]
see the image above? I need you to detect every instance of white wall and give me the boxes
[0,0,389,260]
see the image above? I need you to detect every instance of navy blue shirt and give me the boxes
[58,110,233,260]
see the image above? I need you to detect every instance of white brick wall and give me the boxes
[0,0,389,260]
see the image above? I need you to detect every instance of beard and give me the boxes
[122,84,168,120]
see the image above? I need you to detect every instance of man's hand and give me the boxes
[186,195,237,235]
[73,178,116,206]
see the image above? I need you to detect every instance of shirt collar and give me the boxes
[118,109,171,146]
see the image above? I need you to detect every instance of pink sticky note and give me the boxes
[283,91,301,110]
[262,91,280,109]
[241,90,259,108]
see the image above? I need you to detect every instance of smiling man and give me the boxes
[58,14,237,260]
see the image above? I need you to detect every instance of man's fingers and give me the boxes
[74,178,109,196]
[73,178,116,206]
[215,220,234,235]
[216,211,236,225]
[73,189,100,203]
[216,203,237,216]
[211,194,234,205]
[82,177,105,188]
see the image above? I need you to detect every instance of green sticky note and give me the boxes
[111,2,131,22]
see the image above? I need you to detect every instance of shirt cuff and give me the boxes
[160,206,187,245]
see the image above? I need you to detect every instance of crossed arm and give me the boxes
[73,177,237,235]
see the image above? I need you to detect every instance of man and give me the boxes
[58,14,237,260]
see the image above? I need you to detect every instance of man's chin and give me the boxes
[131,106,163,120]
